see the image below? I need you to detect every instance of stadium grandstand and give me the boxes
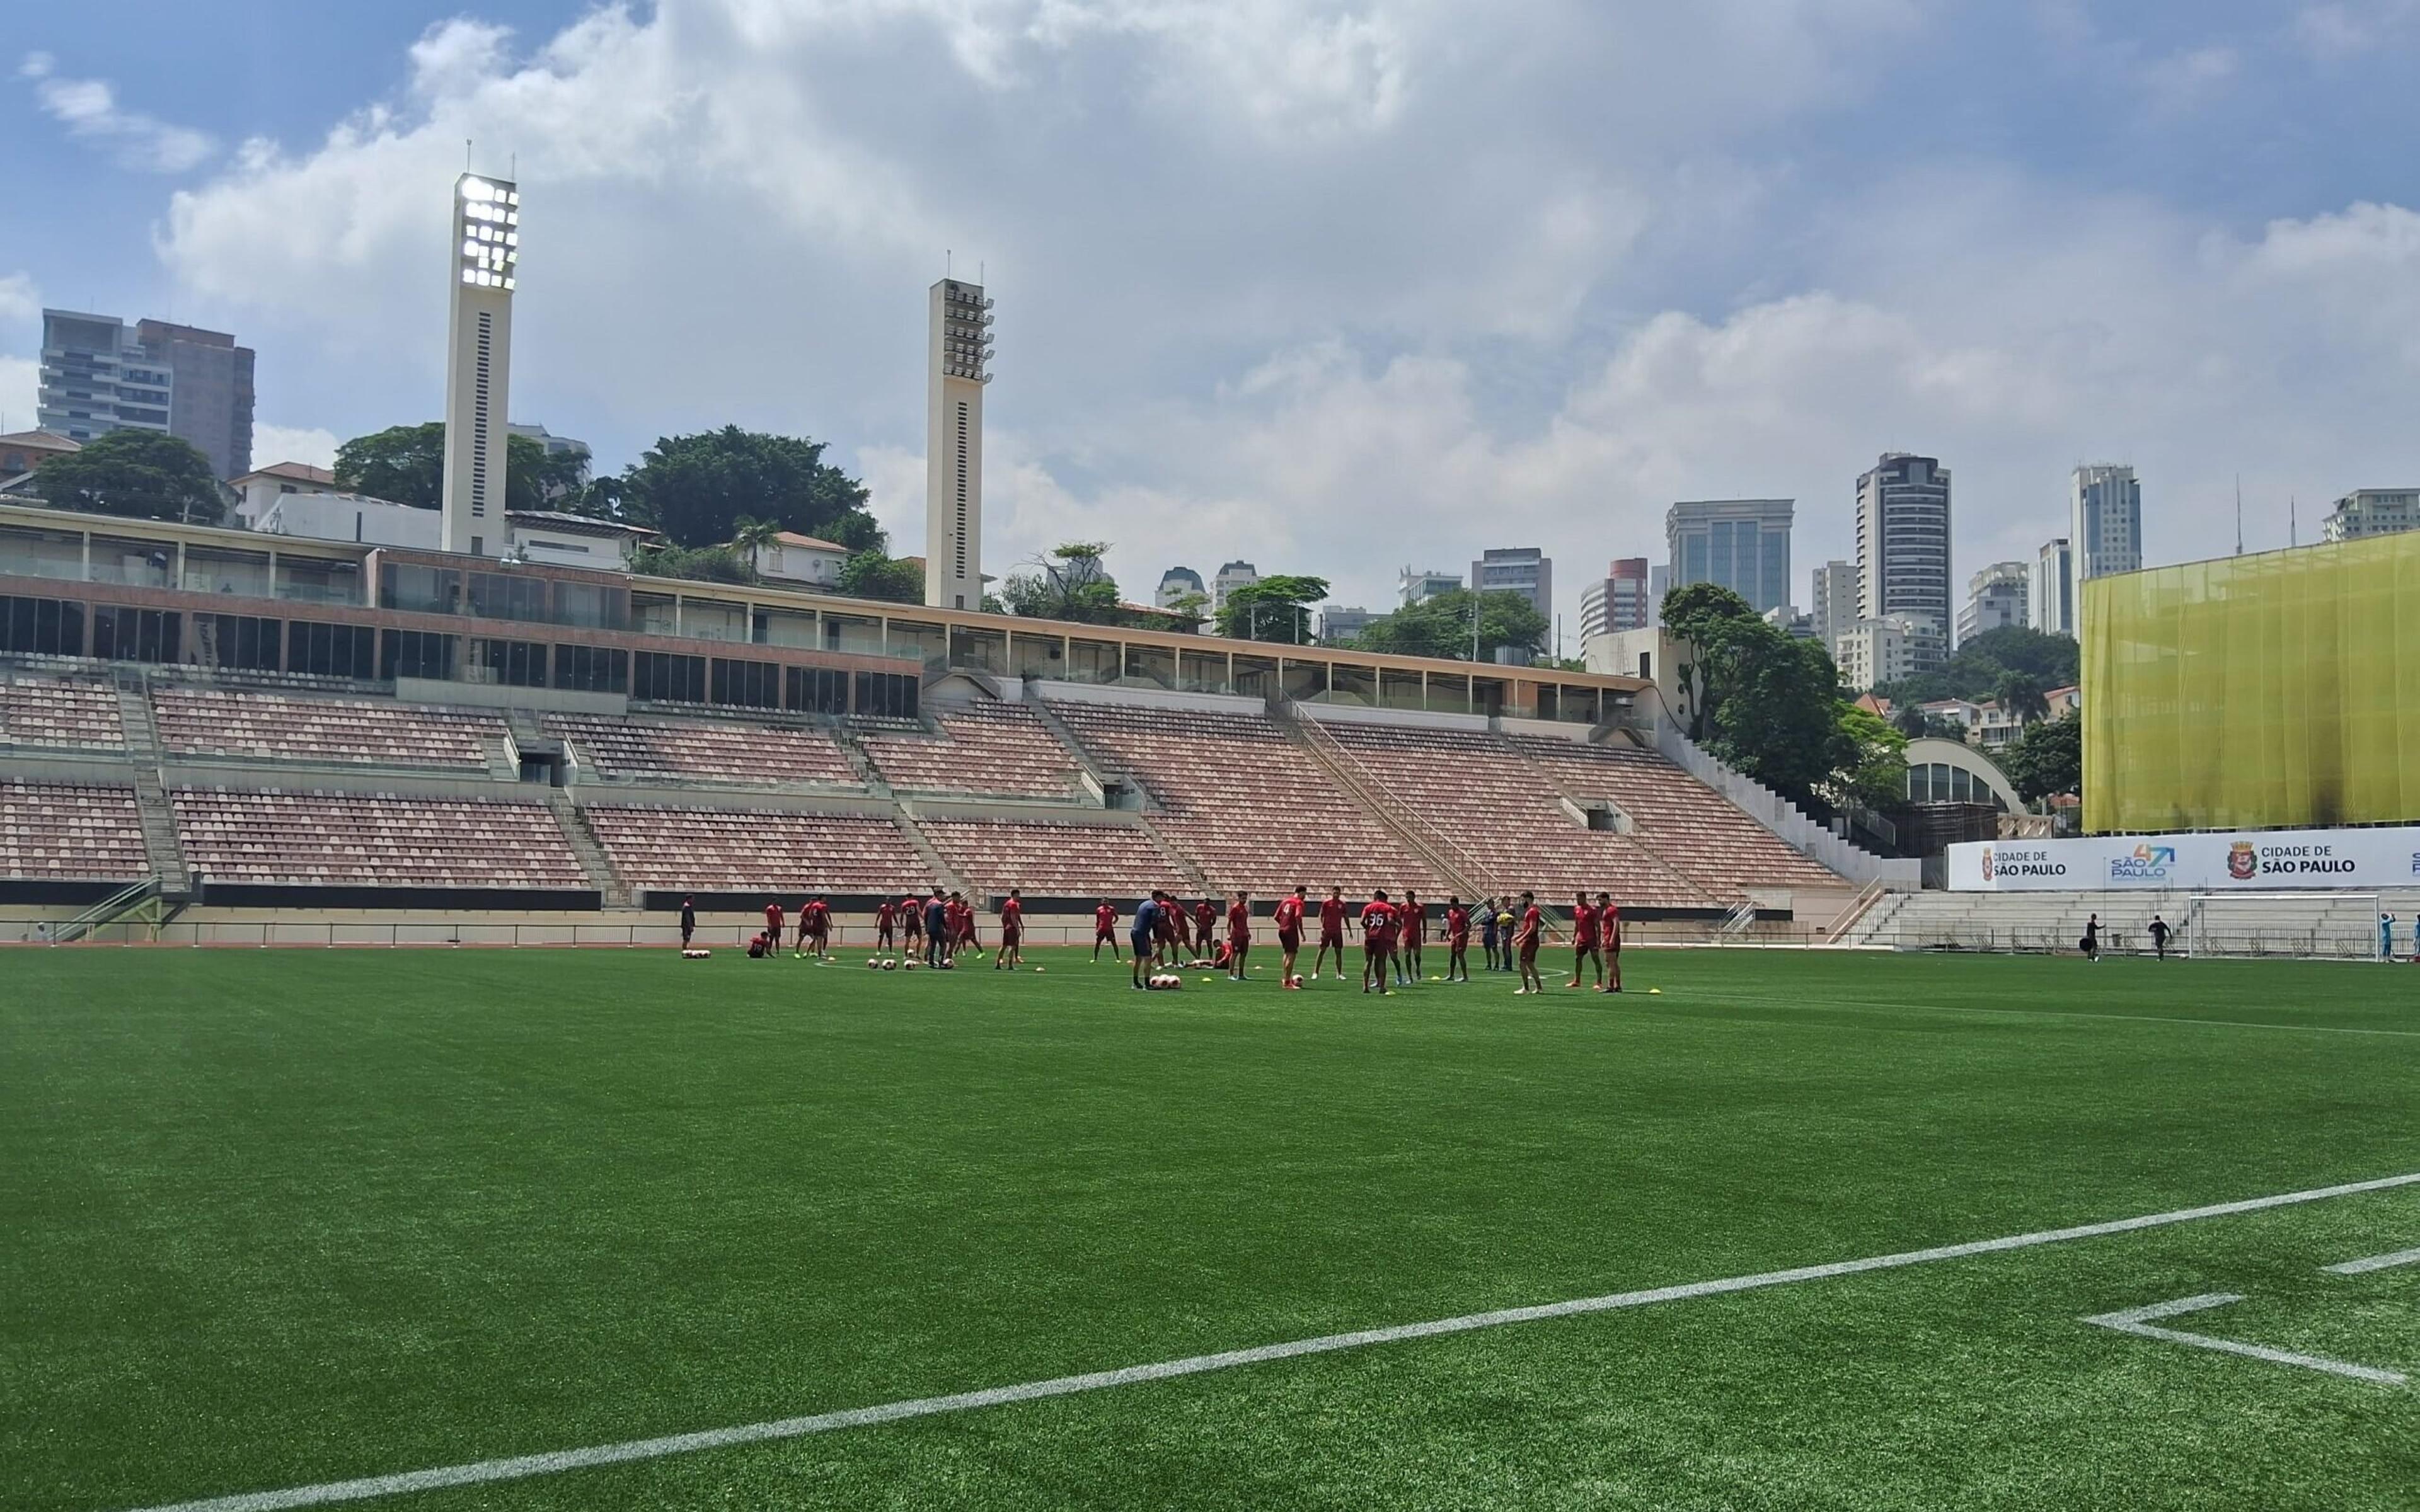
[0,500,1884,942]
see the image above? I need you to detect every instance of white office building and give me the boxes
[1956,561,2030,646]
[440,173,519,556]
[1577,558,1652,640]
[926,277,993,610]
[2031,538,2075,636]
[1835,614,1945,692]
[1399,566,1460,607]
[2320,488,2420,541]
[1855,454,1950,671]
[2070,464,2141,622]
[1810,559,1858,651]
[1155,566,1206,610]
[1211,559,1260,612]
[1666,498,1793,615]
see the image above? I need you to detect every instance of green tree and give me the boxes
[2003,713,2082,803]
[1162,590,1209,630]
[1356,588,1545,662]
[1994,670,2053,728]
[628,542,752,584]
[1874,626,2079,707]
[1216,575,1329,644]
[333,421,599,515]
[1831,702,1913,811]
[34,430,224,524]
[837,551,926,605]
[999,542,1127,625]
[618,426,878,551]
[1659,582,1761,741]
[1707,633,1856,805]
[730,515,782,564]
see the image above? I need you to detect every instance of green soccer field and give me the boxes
[4,946,2418,1511]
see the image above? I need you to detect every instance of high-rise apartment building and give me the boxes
[926,277,993,610]
[441,172,519,556]
[2320,488,2420,542]
[1211,560,1259,612]
[2031,538,2075,636]
[1577,558,1652,639]
[1470,548,1550,617]
[1835,615,1945,693]
[1155,566,1205,610]
[2070,464,2141,620]
[1809,559,1858,651]
[1665,498,1792,615]
[1956,561,2029,646]
[37,310,255,479]
[1854,454,1950,670]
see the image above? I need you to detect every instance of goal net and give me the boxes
[2181,892,2384,961]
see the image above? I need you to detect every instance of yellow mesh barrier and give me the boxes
[2083,532,2420,832]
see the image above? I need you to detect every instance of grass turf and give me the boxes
[3,946,2417,1510]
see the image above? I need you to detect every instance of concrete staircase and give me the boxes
[544,792,633,908]
[112,682,193,900]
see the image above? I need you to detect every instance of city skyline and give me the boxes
[5,4,2418,616]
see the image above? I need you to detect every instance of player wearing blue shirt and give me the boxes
[1131,892,1165,990]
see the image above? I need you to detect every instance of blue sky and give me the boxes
[6,0,2419,624]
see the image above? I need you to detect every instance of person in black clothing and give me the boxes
[2080,913,2101,962]
[923,890,949,968]
[680,896,696,949]
[2148,914,2170,959]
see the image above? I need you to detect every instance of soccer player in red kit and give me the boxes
[1360,889,1399,995]
[1274,885,1306,988]
[1194,898,1218,960]
[764,899,785,946]
[1444,896,1472,982]
[1396,888,1425,986]
[1512,890,1546,995]
[1598,891,1622,993]
[995,889,1025,970]
[1567,890,1603,990]
[1225,890,1252,980]
[1092,900,1120,961]
[805,893,836,959]
[875,898,897,951]
[902,894,924,951]
[1313,886,1350,980]
[952,891,982,958]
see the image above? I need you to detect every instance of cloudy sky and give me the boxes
[6,0,2419,636]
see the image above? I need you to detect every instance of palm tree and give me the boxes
[730,517,782,578]
[1995,672,2053,728]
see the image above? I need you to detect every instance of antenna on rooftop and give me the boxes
[465,139,473,169]
[2291,495,2298,547]
[2234,475,2242,556]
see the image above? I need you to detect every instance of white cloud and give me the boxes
[2294,1,2420,58]
[2143,43,2238,112]
[250,423,342,471]
[131,0,2420,626]
[0,272,37,326]
[0,357,37,438]
[18,52,216,173]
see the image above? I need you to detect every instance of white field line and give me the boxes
[114,1169,2420,1512]
[2083,1293,2408,1386]
[2324,1245,2420,1275]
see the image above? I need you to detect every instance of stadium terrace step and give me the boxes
[113,684,191,898]
[1,673,126,753]
[548,791,633,908]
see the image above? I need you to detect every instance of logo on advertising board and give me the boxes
[2109,844,2176,883]
[2227,842,2258,881]
[1981,847,1995,881]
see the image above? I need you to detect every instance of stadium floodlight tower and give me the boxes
[925,277,993,610]
[440,172,519,557]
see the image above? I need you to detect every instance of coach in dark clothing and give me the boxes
[679,896,696,948]
[923,893,948,966]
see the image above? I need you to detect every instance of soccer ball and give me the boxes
[904,959,920,970]
[1034,966,1046,973]
[883,958,899,971]
[1287,975,1303,988]
[681,948,711,960]
[1148,973,1181,990]
[867,958,882,969]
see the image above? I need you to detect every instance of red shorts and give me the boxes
[1095,926,1114,940]
[1321,931,1345,947]
[1518,939,1539,961]
[1277,930,1301,952]
[1575,936,1598,952]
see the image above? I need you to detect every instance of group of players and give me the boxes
[1109,885,1626,997]
[708,884,1629,996]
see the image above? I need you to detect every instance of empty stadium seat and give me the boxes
[856,702,1086,799]
[919,818,1177,898]
[1510,735,1841,894]
[582,805,921,892]
[0,677,125,752]
[548,714,861,788]
[153,687,502,769]
[0,781,147,881]
[170,788,587,889]
[1044,699,1448,896]
[1320,721,1717,907]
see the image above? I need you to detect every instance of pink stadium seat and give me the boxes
[856,702,1086,799]
[170,788,587,889]
[582,805,921,892]
[547,714,860,788]
[1044,699,1448,896]
[1509,735,1842,894]
[153,688,502,769]
[0,677,125,752]
[0,781,147,881]
[919,818,1177,898]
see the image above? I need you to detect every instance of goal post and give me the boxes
[2181,892,2383,961]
